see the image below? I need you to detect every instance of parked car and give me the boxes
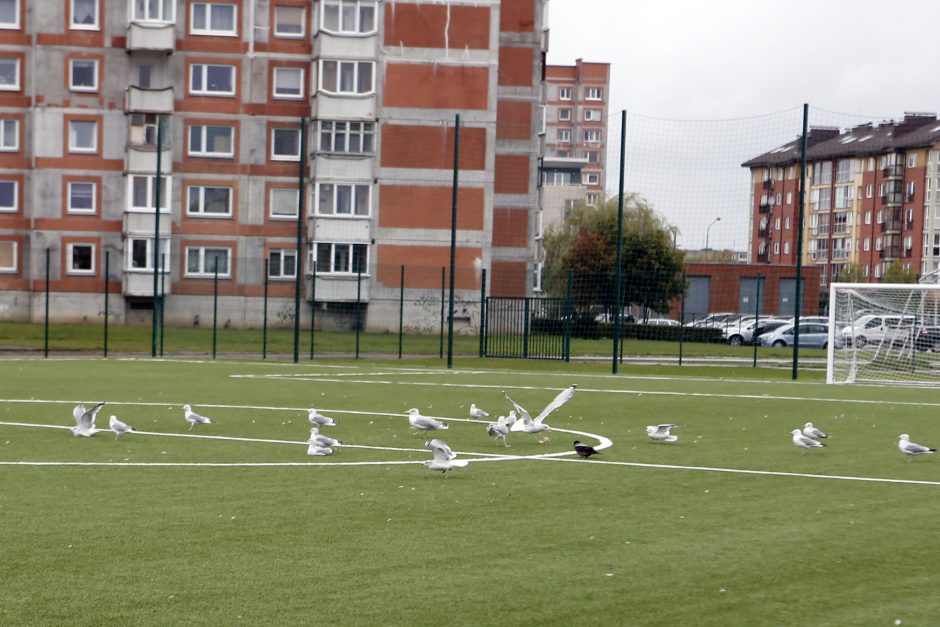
[685,312,736,328]
[642,318,680,327]
[759,322,844,349]
[784,316,830,325]
[915,326,940,352]
[725,318,789,346]
[595,312,636,324]
[840,315,914,348]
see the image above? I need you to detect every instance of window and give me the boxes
[836,159,854,183]
[558,87,571,100]
[583,109,600,122]
[191,3,236,35]
[190,63,235,96]
[186,246,231,277]
[866,184,873,199]
[585,193,598,207]
[775,217,781,230]
[812,161,832,185]
[314,242,367,274]
[268,249,297,279]
[188,124,234,157]
[0,57,19,90]
[0,179,15,211]
[67,243,95,275]
[585,87,602,100]
[865,210,871,225]
[584,130,600,143]
[0,0,20,29]
[557,129,570,143]
[0,240,15,272]
[270,187,299,218]
[586,151,599,164]
[784,241,790,255]
[71,0,98,29]
[319,60,373,95]
[318,120,374,154]
[273,67,304,99]
[129,113,162,146]
[773,241,780,255]
[321,0,376,34]
[317,183,370,216]
[69,58,98,92]
[271,128,300,161]
[786,191,792,205]
[132,0,174,22]
[582,172,599,185]
[784,217,790,229]
[128,175,170,211]
[908,153,917,168]
[126,237,170,271]
[68,119,97,153]
[187,185,232,216]
[67,181,96,214]
[136,63,152,88]
[558,108,571,121]
[0,118,16,151]
[274,5,305,37]
[864,237,870,251]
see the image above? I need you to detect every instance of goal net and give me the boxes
[828,282,940,385]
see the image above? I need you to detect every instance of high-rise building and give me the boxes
[0,0,548,328]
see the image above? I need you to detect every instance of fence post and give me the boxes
[159,252,166,357]
[564,270,573,362]
[309,261,316,360]
[439,266,445,359]
[753,275,762,368]
[478,268,486,358]
[262,255,269,359]
[103,250,109,358]
[523,297,530,358]
[355,270,362,359]
[678,272,686,366]
[212,264,218,359]
[44,248,50,358]
[398,264,404,359]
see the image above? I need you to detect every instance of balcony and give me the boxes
[762,179,775,191]
[811,251,829,262]
[126,144,173,175]
[832,223,849,235]
[882,164,905,179]
[306,274,370,302]
[123,210,172,235]
[831,249,849,260]
[756,253,770,263]
[126,21,176,53]
[123,270,172,297]
[881,192,903,206]
[757,226,769,237]
[758,203,771,214]
[812,225,830,237]
[126,86,174,114]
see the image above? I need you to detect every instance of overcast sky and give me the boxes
[546,0,940,250]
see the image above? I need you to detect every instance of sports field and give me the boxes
[1,358,938,625]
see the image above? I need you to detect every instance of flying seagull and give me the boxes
[502,385,577,442]
[307,443,333,456]
[308,427,343,448]
[469,403,489,419]
[646,424,679,443]
[70,402,105,437]
[573,440,600,458]
[308,408,337,428]
[791,429,825,453]
[423,439,468,475]
[898,434,936,460]
[108,415,134,440]
[486,416,511,447]
[182,405,213,431]
[407,408,448,436]
[802,422,830,439]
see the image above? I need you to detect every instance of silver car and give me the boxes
[759,322,844,349]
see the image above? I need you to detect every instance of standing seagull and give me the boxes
[791,429,825,453]
[469,403,489,419]
[646,424,680,443]
[898,434,936,461]
[108,415,134,440]
[802,422,830,440]
[407,408,448,437]
[70,402,105,437]
[182,405,213,431]
[423,439,468,475]
[502,385,577,443]
[486,416,511,447]
[308,408,338,428]
[308,427,343,448]
[573,440,600,458]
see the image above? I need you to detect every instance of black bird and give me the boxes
[573,440,599,458]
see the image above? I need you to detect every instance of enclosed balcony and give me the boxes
[127,22,176,53]
[126,86,174,114]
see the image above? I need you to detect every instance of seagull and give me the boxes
[502,385,577,442]
[308,408,337,428]
[505,410,518,428]
[407,408,448,436]
[646,424,679,443]
[573,440,600,458]
[182,405,213,431]
[423,439,468,475]
[70,402,105,437]
[486,416,511,447]
[307,443,333,456]
[898,434,936,461]
[469,403,489,419]
[791,429,825,453]
[108,415,134,440]
[803,422,830,439]
[308,427,343,448]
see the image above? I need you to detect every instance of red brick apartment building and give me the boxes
[0,0,548,329]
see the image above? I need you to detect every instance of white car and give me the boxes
[725,318,789,346]
[840,315,915,348]
[643,318,680,327]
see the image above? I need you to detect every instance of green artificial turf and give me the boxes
[0,359,937,625]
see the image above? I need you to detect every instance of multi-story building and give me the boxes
[744,113,940,287]
[0,0,548,329]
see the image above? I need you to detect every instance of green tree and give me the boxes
[837,262,867,283]
[542,194,685,316]
[881,260,918,283]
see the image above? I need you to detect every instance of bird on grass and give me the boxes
[791,429,825,453]
[503,385,577,443]
[646,424,680,443]
[469,404,489,419]
[70,402,105,437]
[486,416,511,447]
[308,427,343,448]
[407,408,448,437]
[108,415,134,440]
[308,408,337,428]
[423,439,468,475]
[307,443,333,456]
[898,434,936,461]
[802,422,830,440]
[573,440,600,458]
[182,405,213,431]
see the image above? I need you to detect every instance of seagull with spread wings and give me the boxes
[70,402,105,437]
[502,385,577,443]
[646,424,680,443]
[423,439,468,475]
[486,415,511,447]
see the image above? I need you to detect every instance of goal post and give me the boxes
[828,282,940,385]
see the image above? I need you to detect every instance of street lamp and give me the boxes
[705,217,721,251]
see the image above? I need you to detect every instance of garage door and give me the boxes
[778,277,804,317]
[684,276,710,323]
[738,277,765,315]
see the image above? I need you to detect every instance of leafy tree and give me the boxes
[837,262,866,283]
[881,260,918,283]
[542,194,685,315]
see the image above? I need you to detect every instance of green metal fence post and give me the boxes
[310,261,316,360]
[612,109,627,374]
[523,297,530,358]
[152,118,163,358]
[262,255,269,359]
[355,270,362,359]
[159,252,166,357]
[44,248,50,358]
[793,103,809,380]
[212,264,218,359]
[447,113,460,369]
[478,268,486,358]
[398,264,404,359]
[293,117,308,364]
[753,275,762,368]
[439,266,445,359]
[564,269,573,362]
[678,272,686,366]
[103,250,109,358]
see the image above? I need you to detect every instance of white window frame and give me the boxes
[320,0,377,35]
[784,241,790,255]
[127,174,171,213]
[190,63,236,96]
[271,128,301,161]
[126,237,171,272]
[582,172,599,185]
[0,118,16,151]
[67,181,96,214]
[318,59,374,95]
[273,5,306,38]
[68,119,97,154]
[66,242,95,275]
[557,129,571,144]
[132,0,174,23]
[0,0,20,29]
[318,120,374,155]
[558,108,571,121]
[0,179,15,212]
[269,187,299,219]
[585,193,598,207]
[71,0,99,30]
[584,130,601,144]
[313,242,369,274]
[186,184,233,217]
[0,240,16,273]
[272,67,304,99]
[268,248,298,279]
[69,58,98,92]
[188,124,235,158]
[185,246,232,278]
[0,57,20,91]
[558,87,571,101]
[190,2,237,36]
[583,109,600,122]
[585,87,602,100]
[316,182,371,217]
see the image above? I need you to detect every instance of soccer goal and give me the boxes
[828,282,940,385]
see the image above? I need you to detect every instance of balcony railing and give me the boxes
[831,249,849,260]
[762,179,775,191]
[812,225,829,236]
[832,224,849,234]
[882,164,905,178]
[758,203,771,214]
[756,253,770,263]
[811,251,829,262]
[126,21,176,53]
[125,86,174,114]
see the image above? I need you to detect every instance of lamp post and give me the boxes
[705,217,721,251]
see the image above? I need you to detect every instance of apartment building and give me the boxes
[0,0,547,329]
[744,113,940,286]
